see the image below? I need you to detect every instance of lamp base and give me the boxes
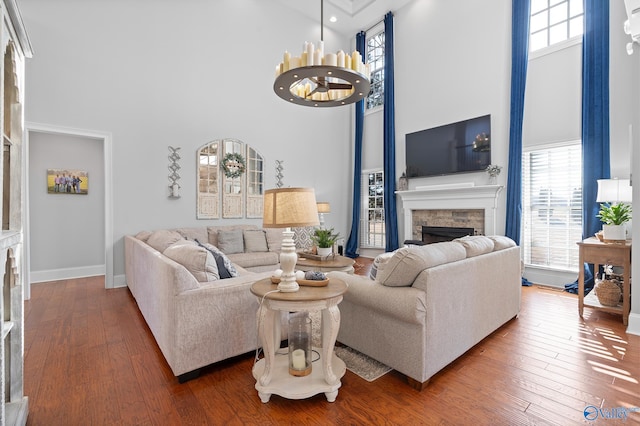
[278,228,299,292]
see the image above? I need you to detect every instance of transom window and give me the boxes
[366,30,384,110]
[530,0,584,52]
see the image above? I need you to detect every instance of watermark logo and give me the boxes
[584,405,640,421]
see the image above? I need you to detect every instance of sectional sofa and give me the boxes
[328,235,521,389]
[124,224,284,381]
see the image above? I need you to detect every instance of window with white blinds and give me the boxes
[360,170,385,248]
[522,142,582,271]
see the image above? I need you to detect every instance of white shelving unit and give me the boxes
[0,1,32,424]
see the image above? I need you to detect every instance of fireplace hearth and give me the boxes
[422,226,474,244]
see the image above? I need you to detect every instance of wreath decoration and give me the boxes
[221,152,246,178]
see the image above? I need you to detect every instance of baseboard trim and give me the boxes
[30,265,105,283]
[626,312,640,336]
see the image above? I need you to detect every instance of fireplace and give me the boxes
[397,184,504,242]
[422,226,474,244]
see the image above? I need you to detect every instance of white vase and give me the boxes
[602,224,626,241]
[317,247,332,257]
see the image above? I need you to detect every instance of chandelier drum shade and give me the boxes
[273,0,371,107]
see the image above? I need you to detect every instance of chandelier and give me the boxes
[273,0,371,107]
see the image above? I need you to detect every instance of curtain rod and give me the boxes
[363,18,384,34]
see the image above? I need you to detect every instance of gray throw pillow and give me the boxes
[244,229,269,252]
[217,229,244,254]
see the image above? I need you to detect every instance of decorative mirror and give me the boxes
[197,139,264,219]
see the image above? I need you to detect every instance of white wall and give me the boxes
[362,0,512,243]
[19,0,356,283]
[28,131,105,281]
[18,0,638,293]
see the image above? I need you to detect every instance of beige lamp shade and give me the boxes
[263,187,320,228]
[596,179,632,203]
[316,202,331,214]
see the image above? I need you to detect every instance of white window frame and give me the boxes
[529,0,584,55]
[360,169,385,249]
[522,140,582,273]
[365,28,384,112]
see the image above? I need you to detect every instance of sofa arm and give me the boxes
[327,272,427,325]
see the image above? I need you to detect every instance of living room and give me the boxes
[6,0,640,424]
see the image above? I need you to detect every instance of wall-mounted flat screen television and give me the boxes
[405,114,491,178]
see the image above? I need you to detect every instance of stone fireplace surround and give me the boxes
[396,183,504,243]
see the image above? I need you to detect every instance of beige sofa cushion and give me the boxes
[174,227,208,243]
[369,252,394,280]
[146,229,184,253]
[376,242,467,287]
[454,235,495,258]
[163,240,219,282]
[488,235,517,251]
[244,229,269,252]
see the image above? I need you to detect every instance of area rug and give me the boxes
[334,345,392,382]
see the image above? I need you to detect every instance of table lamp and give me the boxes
[316,201,331,228]
[596,178,632,204]
[263,187,319,292]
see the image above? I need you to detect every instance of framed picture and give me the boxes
[47,169,88,195]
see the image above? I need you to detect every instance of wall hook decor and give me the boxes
[168,146,181,198]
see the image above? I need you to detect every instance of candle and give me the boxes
[345,53,351,70]
[337,50,345,67]
[292,349,306,369]
[325,52,337,66]
[301,51,308,67]
[314,49,322,66]
[290,56,301,69]
[283,51,291,72]
[306,42,314,66]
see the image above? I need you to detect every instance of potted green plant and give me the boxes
[311,227,340,256]
[597,202,632,241]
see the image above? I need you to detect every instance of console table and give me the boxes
[250,277,347,403]
[577,237,631,325]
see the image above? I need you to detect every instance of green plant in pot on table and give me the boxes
[596,202,632,241]
[311,227,340,257]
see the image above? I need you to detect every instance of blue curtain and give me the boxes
[345,31,367,259]
[383,12,399,252]
[505,0,530,246]
[565,0,610,294]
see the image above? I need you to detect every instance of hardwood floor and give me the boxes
[24,260,640,425]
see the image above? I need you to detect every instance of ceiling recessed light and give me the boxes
[329,16,337,23]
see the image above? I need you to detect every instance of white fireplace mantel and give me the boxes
[396,184,504,240]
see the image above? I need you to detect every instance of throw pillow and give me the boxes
[376,242,466,287]
[217,229,244,254]
[454,235,495,257]
[163,240,219,282]
[146,229,184,253]
[244,229,269,253]
[487,235,516,251]
[369,252,395,280]
[195,239,238,278]
[135,230,152,242]
[265,228,284,252]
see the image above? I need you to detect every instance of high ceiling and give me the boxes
[274,0,413,36]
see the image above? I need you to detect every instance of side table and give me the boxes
[296,254,355,274]
[577,237,631,325]
[250,277,348,403]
